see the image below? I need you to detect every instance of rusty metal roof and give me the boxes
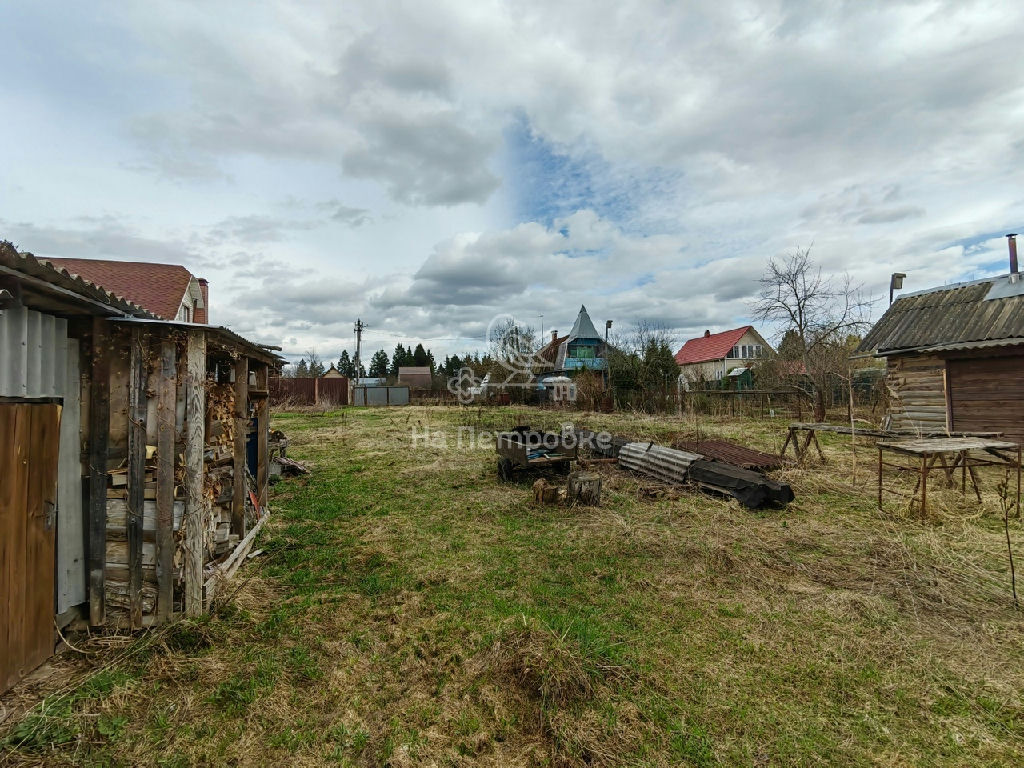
[673,438,789,470]
[857,275,1024,356]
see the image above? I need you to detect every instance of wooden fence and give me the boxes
[270,377,349,406]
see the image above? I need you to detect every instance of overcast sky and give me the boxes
[2,0,1022,365]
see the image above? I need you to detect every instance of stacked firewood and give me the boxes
[104,447,180,615]
[205,382,239,556]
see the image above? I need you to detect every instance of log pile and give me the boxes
[104,449,180,615]
[206,382,240,557]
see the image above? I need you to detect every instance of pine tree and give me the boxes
[390,344,406,377]
[337,350,356,378]
[412,343,429,366]
[369,349,390,378]
[295,359,309,377]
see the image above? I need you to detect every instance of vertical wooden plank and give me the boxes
[88,317,110,627]
[184,330,207,616]
[0,405,28,692]
[256,364,269,510]
[942,364,953,435]
[127,328,147,629]
[26,405,59,675]
[231,356,248,536]
[156,340,177,623]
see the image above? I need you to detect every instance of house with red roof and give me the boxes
[675,325,773,386]
[41,258,209,323]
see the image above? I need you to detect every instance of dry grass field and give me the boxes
[3,406,1024,766]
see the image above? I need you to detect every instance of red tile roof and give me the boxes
[675,326,752,365]
[43,258,196,321]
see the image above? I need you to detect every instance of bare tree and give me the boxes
[485,317,542,400]
[303,348,325,378]
[754,247,873,421]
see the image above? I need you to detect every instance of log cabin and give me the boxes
[856,238,1024,442]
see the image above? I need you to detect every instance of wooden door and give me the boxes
[948,355,1024,444]
[0,403,61,693]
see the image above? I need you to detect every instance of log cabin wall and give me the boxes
[884,353,949,434]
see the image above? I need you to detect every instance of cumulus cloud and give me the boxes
[3,0,1024,360]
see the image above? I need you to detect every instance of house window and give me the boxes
[178,304,191,322]
[570,345,595,359]
[729,344,763,360]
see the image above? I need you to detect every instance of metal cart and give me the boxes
[495,426,578,481]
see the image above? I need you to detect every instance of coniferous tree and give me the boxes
[389,344,406,377]
[412,343,429,366]
[337,350,356,378]
[295,359,309,377]
[369,349,390,378]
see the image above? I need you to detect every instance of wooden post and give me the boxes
[127,328,147,629]
[877,446,883,509]
[256,364,269,510]
[184,330,207,616]
[567,471,601,506]
[920,454,928,515]
[156,340,176,622]
[232,356,248,536]
[87,317,110,627]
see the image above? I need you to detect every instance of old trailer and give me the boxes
[495,426,578,481]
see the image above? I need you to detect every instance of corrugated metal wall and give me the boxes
[0,306,68,398]
[0,306,86,613]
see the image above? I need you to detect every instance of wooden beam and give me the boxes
[184,330,206,616]
[231,356,248,536]
[204,511,269,606]
[87,317,110,627]
[156,339,176,622]
[126,327,147,629]
[256,364,269,510]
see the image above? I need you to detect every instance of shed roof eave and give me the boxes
[107,316,284,363]
[866,337,1024,358]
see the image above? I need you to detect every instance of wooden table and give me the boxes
[876,437,1021,514]
[781,422,1003,465]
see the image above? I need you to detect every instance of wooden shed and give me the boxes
[1,243,281,692]
[856,272,1024,442]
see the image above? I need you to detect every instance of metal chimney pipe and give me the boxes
[1008,234,1019,274]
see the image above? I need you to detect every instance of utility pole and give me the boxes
[354,319,365,380]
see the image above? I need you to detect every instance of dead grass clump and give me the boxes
[491,616,596,706]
